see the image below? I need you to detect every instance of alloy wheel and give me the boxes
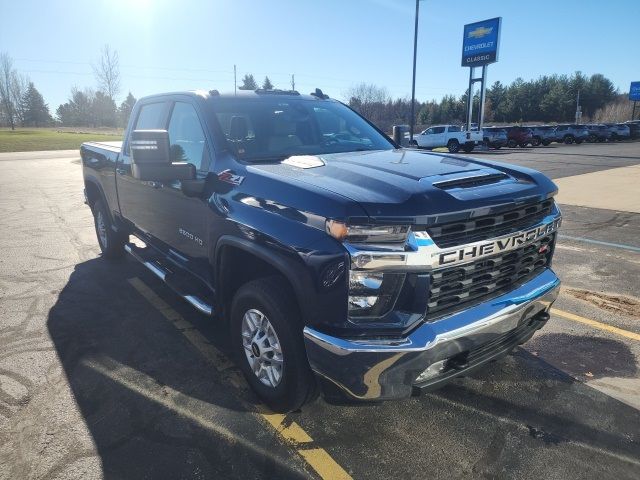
[241,308,284,388]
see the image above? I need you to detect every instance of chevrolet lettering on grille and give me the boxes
[437,217,562,267]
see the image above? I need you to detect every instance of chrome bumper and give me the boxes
[303,269,560,401]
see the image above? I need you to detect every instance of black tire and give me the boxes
[542,139,551,146]
[531,136,541,147]
[519,142,529,148]
[231,276,317,412]
[462,144,474,153]
[610,133,618,141]
[575,138,583,144]
[564,135,574,144]
[93,199,126,259]
[447,139,460,153]
[507,139,517,148]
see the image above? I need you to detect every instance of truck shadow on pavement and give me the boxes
[47,257,640,479]
[46,258,310,480]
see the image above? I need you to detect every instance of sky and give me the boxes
[1,0,638,111]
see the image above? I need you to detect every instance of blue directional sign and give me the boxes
[462,17,501,67]
[630,82,640,101]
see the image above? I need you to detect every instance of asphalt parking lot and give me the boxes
[0,142,639,479]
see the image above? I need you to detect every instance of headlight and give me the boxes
[326,220,410,244]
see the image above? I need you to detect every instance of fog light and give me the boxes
[348,296,378,310]
[348,271,405,319]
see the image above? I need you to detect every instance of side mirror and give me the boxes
[130,129,195,181]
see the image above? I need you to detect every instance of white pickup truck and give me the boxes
[411,125,482,153]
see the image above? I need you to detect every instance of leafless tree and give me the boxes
[93,45,121,101]
[10,71,29,126]
[0,52,18,129]
[345,83,390,105]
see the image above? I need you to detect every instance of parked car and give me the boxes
[554,124,589,144]
[412,124,482,153]
[605,123,631,140]
[625,121,640,139]
[586,124,612,143]
[482,127,508,149]
[80,88,562,411]
[504,126,533,148]
[529,126,557,146]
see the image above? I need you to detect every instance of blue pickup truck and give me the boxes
[81,88,562,412]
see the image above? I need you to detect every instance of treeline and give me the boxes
[347,72,622,132]
[0,47,136,130]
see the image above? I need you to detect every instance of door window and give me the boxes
[432,126,446,134]
[168,102,208,171]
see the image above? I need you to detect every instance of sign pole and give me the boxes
[478,64,487,130]
[633,101,637,121]
[466,67,474,132]
[409,0,420,143]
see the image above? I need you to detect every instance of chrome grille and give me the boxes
[424,199,554,248]
[427,234,555,319]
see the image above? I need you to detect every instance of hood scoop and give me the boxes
[432,172,509,190]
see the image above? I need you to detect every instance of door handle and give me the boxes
[116,168,126,175]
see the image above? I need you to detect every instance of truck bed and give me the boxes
[82,140,122,153]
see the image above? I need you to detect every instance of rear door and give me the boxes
[428,126,446,147]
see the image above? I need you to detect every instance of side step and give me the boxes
[124,242,215,316]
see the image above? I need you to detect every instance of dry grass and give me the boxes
[0,128,123,152]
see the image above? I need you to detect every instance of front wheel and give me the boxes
[564,135,574,144]
[531,137,541,147]
[447,139,460,153]
[231,277,317,412]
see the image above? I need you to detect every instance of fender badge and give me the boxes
[218,169,244,185]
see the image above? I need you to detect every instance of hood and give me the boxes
[250,149,557,222]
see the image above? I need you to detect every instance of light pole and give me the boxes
[410,0,420,143]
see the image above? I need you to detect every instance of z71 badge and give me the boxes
[218,169,244,186]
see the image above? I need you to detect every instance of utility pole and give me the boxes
[291,74,295,91]
[234,65,237,96]
[575,89,581,124]
[410,0,420,143]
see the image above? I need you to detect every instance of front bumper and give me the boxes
[303,268,560,401]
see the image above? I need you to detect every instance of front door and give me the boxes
[117,99,212,276]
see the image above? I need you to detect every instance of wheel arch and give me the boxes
[214,236,315,325]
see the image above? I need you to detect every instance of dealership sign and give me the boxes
[630,82,640,101]
[461,17,501,67]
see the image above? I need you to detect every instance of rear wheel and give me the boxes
[564,135,574,144]
[231,277,317,412]
[447,139,460,153]
[92,199,126,259]
[507,139,517,148]
[531,136,541,147]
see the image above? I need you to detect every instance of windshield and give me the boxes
[210,96,394,161]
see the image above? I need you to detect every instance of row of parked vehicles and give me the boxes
[411,121,639,153]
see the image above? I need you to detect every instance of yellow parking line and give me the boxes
[551,308,640,342]
[128,276,352,480]
[299,448,353,480]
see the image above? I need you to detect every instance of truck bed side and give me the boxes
[80,140,123,224]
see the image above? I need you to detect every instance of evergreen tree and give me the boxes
[21,82,52,127]
[118,92,136,127]
[92,91,117,127]
[261,76,274,90]
[239,74,257,90]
